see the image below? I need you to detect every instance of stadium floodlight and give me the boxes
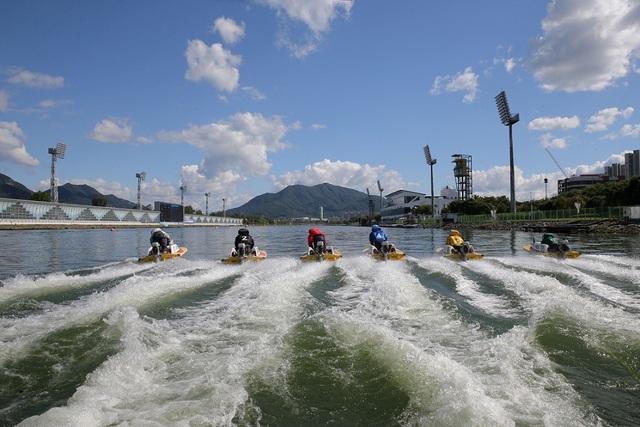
[136,172,146,210]
[494,91,519,214]
[205,192,210,215]
[48,142,67,203]
[423,145,437,218]
[377,180,384,213]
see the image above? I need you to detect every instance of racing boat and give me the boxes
[436,244,484,261]
[369,243,406,261]
[300,247,342,262]
[523,242,581,259]
[138,244,188,263]
[221,245,267,264]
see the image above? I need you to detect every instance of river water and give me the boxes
[0,225,639,426]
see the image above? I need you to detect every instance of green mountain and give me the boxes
[227,183,380,219]
[57,183,136,208]
[0,173,33,199]
[0,173,135,208]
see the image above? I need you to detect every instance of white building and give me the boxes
[380,187,458,221]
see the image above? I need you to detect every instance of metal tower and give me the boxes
[452,154,472,200]
[136,172,146,210]
[48,142,67,203]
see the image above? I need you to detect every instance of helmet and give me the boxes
[449,230,459,236]
[309,227,320,234]
[152,228,161,234]
[238,228,249,236]
[371,225,381,232]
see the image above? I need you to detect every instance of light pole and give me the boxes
[180,185,187,220]
[222,198,227,217]
[136,172,146,210]
[48,142,66,203]
[423,145,437,218]
[377,180,384,213]
[205,192,210,215]
[495,90,519,214]
[544,178,548,199]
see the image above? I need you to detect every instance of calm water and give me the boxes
[0,225,639,426]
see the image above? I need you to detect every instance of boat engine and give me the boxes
[237,242,246,257]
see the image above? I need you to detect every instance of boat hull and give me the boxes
[300,250,342,262]
[436,247,483,261]
[523,244,581,259]
[138,247,188,263]
[222,250,268,264]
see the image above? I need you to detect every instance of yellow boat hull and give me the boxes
[523,244,581,259]
[138,247,188,263]
[222,250,268,264]
[436,247,483,261]
[300,250,342,262]
[371,249,406,261]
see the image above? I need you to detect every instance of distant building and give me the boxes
[380,187,458,221]
[558,149,639,193]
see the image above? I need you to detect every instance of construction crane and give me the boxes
[545,148,569,179]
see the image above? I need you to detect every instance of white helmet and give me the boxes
[152,228,161,234]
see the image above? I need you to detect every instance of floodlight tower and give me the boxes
[423,145,437,218]
[222,198,227,217]
[495,90,520,214]
[205,192,210,215]
[136,172,146,210]
[377,180,384,213]
[48,142,67,203]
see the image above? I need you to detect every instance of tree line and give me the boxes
[443,176,640,215]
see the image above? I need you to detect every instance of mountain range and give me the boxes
[227,183,379,219]
[0,173,379,218]
[0,172,135,209]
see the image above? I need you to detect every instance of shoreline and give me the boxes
[2,219,640,234]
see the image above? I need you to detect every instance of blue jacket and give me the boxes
[369,226,388,245]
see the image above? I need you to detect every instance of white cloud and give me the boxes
[88,118,149,143]
[213,17,246,45]
[0,121,40,167]
[529,0,640,92]
[6,69,64,88]
[618,123,640,138]
[504,58,517,72]
[39,99,74,109]
[528,115,580,131]
[539,133,568,149]
[185,40,242,92]
[158,112,290,192]
[585,107,634,132]
[242,86,266,100]
[0,90,9,112]
[259,0,353,57]
[270,158,405,193]
[430,67,479,103]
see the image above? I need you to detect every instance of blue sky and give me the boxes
[1,0,639,212]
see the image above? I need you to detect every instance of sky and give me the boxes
[1,0,640,213]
